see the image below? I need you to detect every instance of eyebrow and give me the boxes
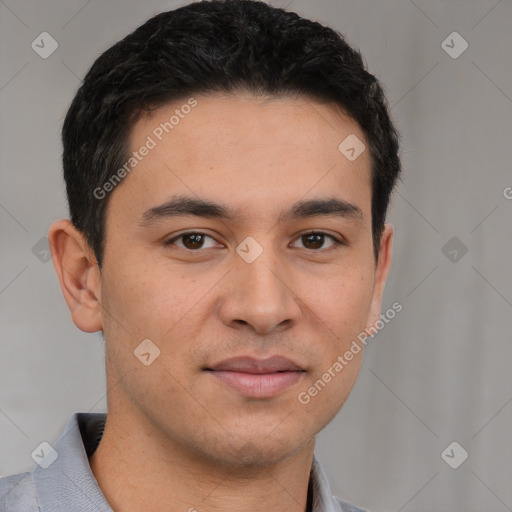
[138,194,363,227]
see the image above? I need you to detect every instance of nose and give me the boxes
[218,243,301,335]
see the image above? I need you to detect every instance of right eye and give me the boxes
[163,232,221,251]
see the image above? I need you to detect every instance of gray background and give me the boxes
[1,1,511,511]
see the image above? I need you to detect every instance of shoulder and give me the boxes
[0,472,40,511]
[333,495,370,512]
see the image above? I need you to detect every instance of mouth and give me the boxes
[204,355,306,398]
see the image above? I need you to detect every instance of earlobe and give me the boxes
[366,223,394,330]
[48,219,103,333]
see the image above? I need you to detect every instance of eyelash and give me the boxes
[163,231,344,252]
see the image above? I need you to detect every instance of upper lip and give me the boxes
[206,355,305,374]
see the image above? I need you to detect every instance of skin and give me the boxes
[48,92,393,512]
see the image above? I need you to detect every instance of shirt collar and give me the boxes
[32,412,111,511]
[310,453,345,512]
[32,412,343,512]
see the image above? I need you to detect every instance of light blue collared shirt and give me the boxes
[0,412,368,512]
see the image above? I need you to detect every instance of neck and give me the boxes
[89,408,316,512]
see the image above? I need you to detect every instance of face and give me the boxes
[62,92,392,468]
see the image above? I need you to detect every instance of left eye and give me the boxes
[163,231,342,251]
[291,232,342,250]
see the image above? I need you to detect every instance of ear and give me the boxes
[366,223,393,330]
[48,219,103,333]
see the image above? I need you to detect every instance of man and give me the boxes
[0,1,401,510]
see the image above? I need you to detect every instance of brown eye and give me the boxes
[182,233,206,249]
[164,232,218,250]
[292,232,342,251]
[303,233,325,249]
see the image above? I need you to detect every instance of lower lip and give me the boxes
[208,370,304,398]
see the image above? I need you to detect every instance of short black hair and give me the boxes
[62,0,401,269]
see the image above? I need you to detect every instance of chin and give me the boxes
[228,441,293,468]
[202,427,313,470]
[170,427,295,471]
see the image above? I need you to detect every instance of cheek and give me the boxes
[298,262,373,414]
[103,257,183,324]
[301,262,375,341]
[295,346,363,433]
[100,256,217,374]
[100,262,194,399]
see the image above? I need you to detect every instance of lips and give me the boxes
[205,356,305,398]
[208,355,304,374]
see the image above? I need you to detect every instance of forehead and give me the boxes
[110,92,372,227]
